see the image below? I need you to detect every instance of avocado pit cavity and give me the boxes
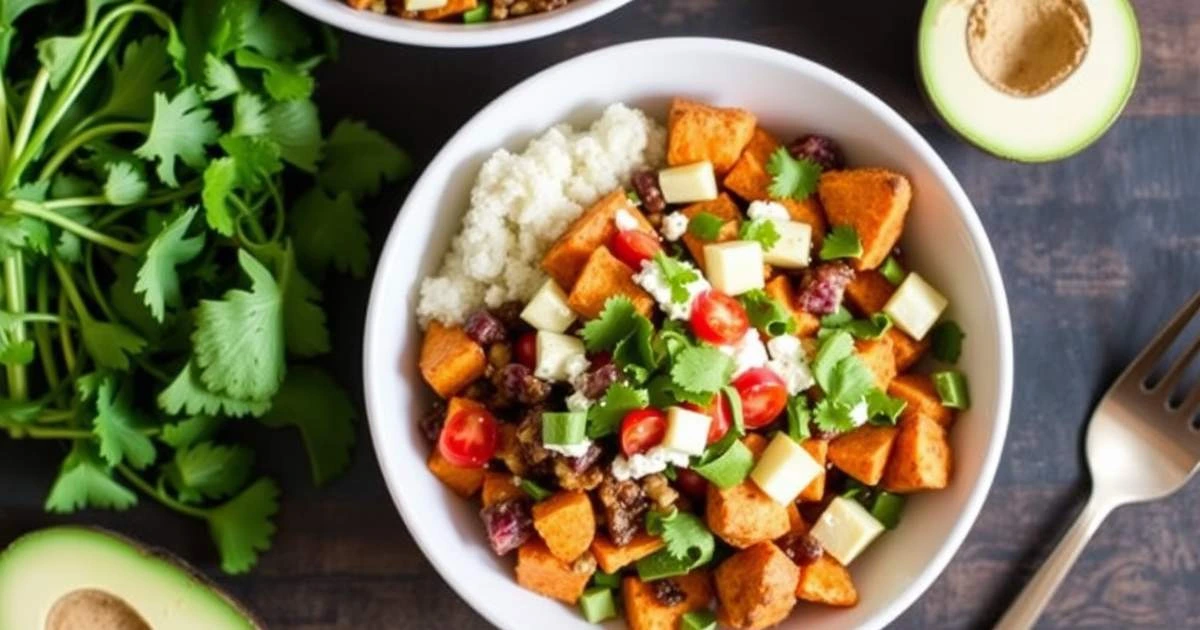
[46,589,152,630]
[967,0,1091,97]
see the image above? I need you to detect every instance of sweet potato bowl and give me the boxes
[363,38,1013,629]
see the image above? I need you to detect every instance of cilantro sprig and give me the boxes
[766,146,821,200]
[0,1,408,574]
[810,331,906,434]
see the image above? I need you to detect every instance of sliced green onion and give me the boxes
[932,370,970,410]
[541,411,587,446]
[626,189,641,205]
[519,478,553,501]
[820,306,853,328]
[681,610,718,630]
[578,587,618,622]
[691,439,753,489]
[722,385,745,436]
[880,256,907,285]
[930,320,965,364]
[688,211,725,241]
[592,570,621,589]
[871,492,906,529]
[462,2,490,23]
[786,396,811,441]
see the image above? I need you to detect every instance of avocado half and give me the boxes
[0,527,260,630]
[918,0,1141,162]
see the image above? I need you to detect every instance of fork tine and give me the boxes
[1122,291,1200,386]
[1156,332,1200,396]
[1183,381,1200,419]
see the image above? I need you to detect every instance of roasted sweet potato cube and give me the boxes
[817,168,912,270]
[681,193,742,270]
[419,322,486,398]
[542,190,654,289]
[855,337,897,390]
[481,471,524,507]
[516,540,593,604]
[566,246,655,319]
[495,422,528,477]
[668,99,757,174]
[887,328,928,372]
[707,479,789,549]
[828,425,899,486]
[882,414,951,492]
[591,531,665,574]
[532,490,596,561]
[623,572,713,630]
[844,270,895,315]
[795,553,858,607]
[888,374,954,427]
[715,542,799,630]
[798,439,829,502]
[427,450,485,497]
[763,276,819,338]
[780,198,827,249]
[741,433,769,459]
[785,503,809,535]
[723,127,780,201]
[421,0,477,20]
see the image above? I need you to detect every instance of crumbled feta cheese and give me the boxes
[544,439,594,458]
[662,212,689,241]
[747,200,791,224]
[766,334,816,394]
[611,446,692,481]
[614,208,640,232]
[849,401,870,427]
[564,353,590,382]
[566,391,593,412]
[511,475,523,485]
[633,259,710,320]
[719,329,769,377]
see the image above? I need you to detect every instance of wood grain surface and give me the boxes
[2,1,1199,628]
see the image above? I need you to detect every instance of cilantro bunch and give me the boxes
[0,0,408,573]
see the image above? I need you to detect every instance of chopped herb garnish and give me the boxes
[933,370,971,410]
[688,211,726,241]
[637,509,715,580]
[739,289,797,337]
[463,2,490,23]
[880,255,907,285]
[865,389,906,425]
[930,320,966,363]
[786,396,812,441]
[670,345,735,396]
[738,218,781,250]
[819,225,864,260]
[586,383,649,438]
[519,478,553,501]
[766,146,822,200]
[681,610,718,630]
[626,189,641,205]
[844,312,893,340]
[820,306,854,329]
[691,439,753,489]
[654,252,701,304]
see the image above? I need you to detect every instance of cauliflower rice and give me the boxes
[417,104,666,327]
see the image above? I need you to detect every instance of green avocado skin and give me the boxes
[0,526,260,630]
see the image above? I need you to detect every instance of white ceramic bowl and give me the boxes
[279,0,634,48]
[363,38,1013,630]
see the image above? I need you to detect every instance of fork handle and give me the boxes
[995,496,1115,630]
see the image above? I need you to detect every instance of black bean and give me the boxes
[787,134,845,171]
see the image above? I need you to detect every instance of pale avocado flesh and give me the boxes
[0,527,258,630]
[919,0,1141,162]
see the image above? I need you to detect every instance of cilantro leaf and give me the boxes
[641,510,715,579]
[586,383,648,439]
[134,87,220,187]
[738,218,781,250]
[97,36,173,120]
[159,360,272,418]
[687,211,725,241]
[109,257,161,340]
[136,206,205,322]
[786,396,811,441]
[234,49,314,102]
[646,373,713,408]
[581,297,638,351]
[166,441,254,502]
[80,319,146,371]
[259,366,356,485]
[192,250,285,401]
[36,33,87,89]
[160,415,226,449]
[201,157,238,236]
[44,443,137,513]
[0,325,34,365]
[819,225,863,261]
[282,257,330,358]
[670,345,734,395]
[289,187,369,277]
[930,320,965,363]
[318,120,411,199]
[612,315,656,382]
[204,477,279,574]
[219,135,283,190]
[843,313,893,340]
[654,253,700,304]
[103,161,148,205]
[813,398,857,434]
[231,93,270,137]
[739,289,796,337]
[766,147,821,200]
[267,98,322,172]
[91,376,156,469]
[202,53,242,101]
[826,355,876,404]
[866,389,906,425]
[812,330,855,391]
[241,1,311,59]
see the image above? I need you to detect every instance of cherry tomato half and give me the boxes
[619,408,667,457]
[438,407,500,468]
[674,468,709,500]
[690,290,750,345]
[684,391,733,445]
[733,367,789,429]
[514,332,537,370]
[610,230,662,269]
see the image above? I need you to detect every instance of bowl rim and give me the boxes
[362,36,1014,630]
[278,0,636,48]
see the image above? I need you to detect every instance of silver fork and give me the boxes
[996,290,1200,630]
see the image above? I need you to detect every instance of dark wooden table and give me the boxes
[3,1,1199,628]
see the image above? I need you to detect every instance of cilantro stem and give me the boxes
[52,258,92,324]
[263,176,286,242]
[3,254,27,400]
[0,79,10,169]
[116,464,207,519]
[93,180,202,228]
[231,196,269,244]
[37,121,150,182]
[8,68,49,170]
[10,200,141,256]
[57,292,76,375]
[83,246,117,322]
[34,266,61,394]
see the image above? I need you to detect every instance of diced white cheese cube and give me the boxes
[520,279,576,333]
[809,496,886,566]
[883,272,948,340]
[749,433,822,505]
[762,221,812,269]
[703,241,765,296]
[405,0,447,9]
[662,406,712,456]
[534,331,586,382]
[658,162,718,204]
